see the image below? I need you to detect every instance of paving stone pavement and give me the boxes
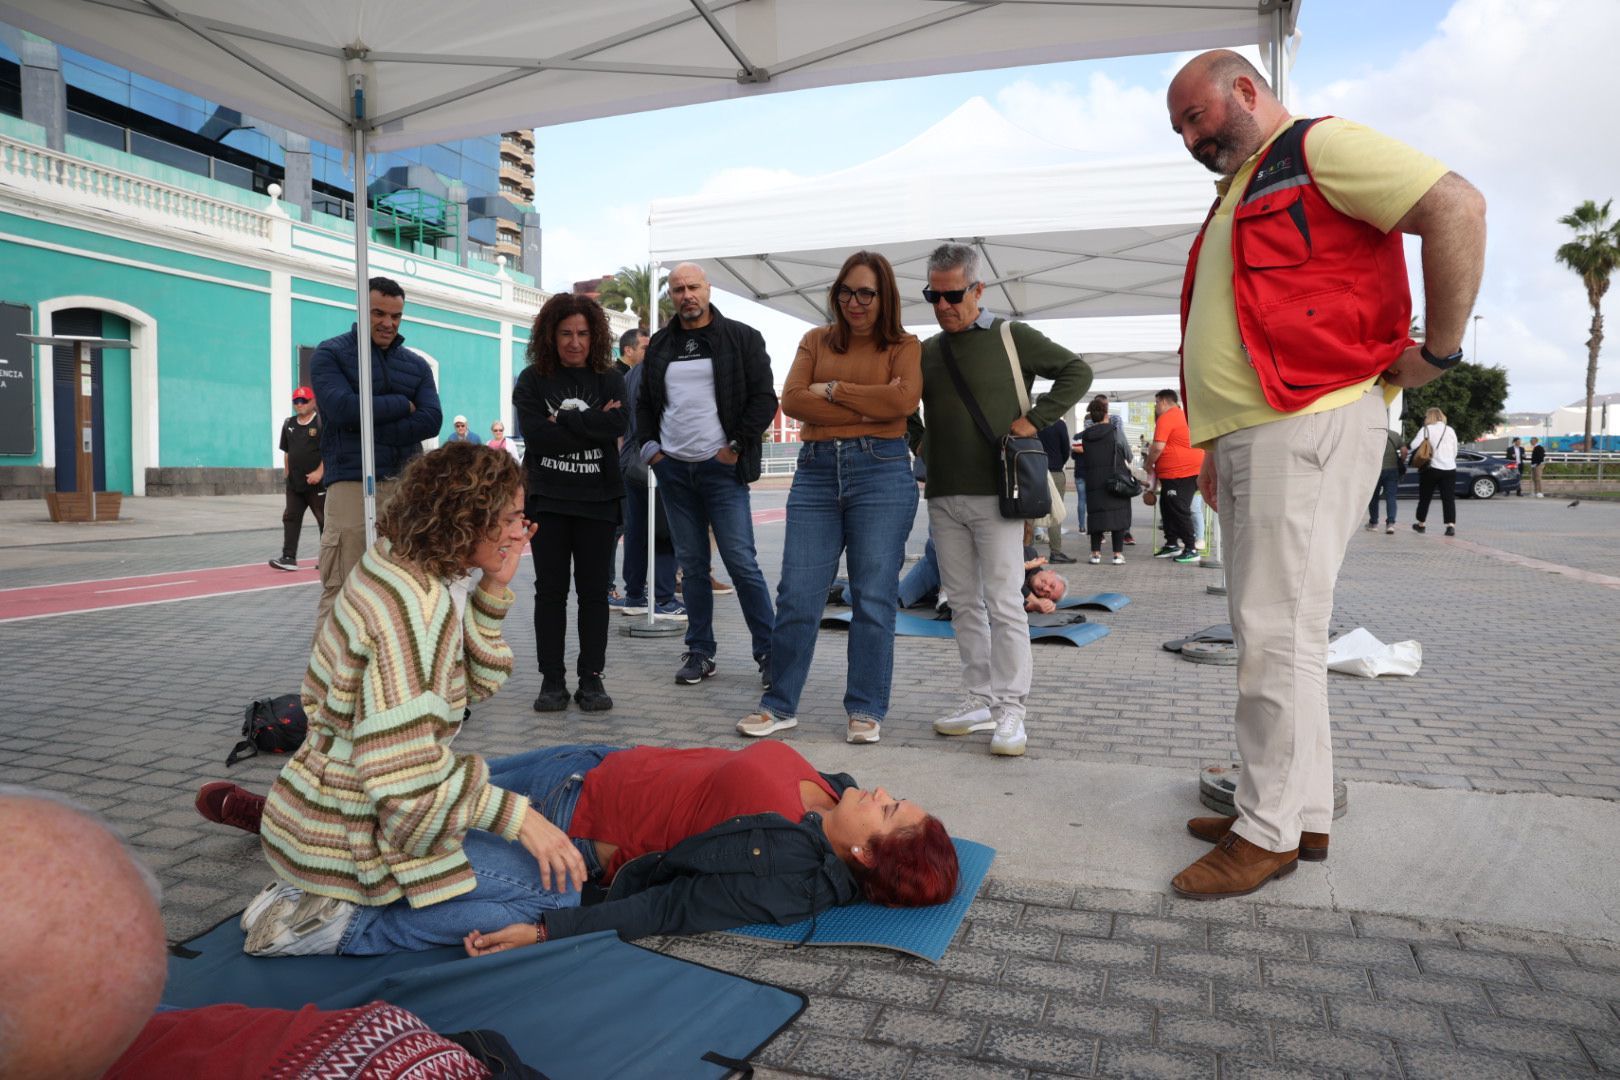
[1,489,1618,1076]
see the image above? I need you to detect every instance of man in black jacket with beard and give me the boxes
[636,263,779,687]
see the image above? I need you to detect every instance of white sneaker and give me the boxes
[934,696,994,736]
[990,714,1028,756]
[846,716,882,744]
[736,711,797,738]
[242,881,355,956]
[1088,553,1101,565]
[1111,553,1126,565]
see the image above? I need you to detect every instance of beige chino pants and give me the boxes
[1216,390,1387,853]
[314,478,399,641]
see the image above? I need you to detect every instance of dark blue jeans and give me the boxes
[623,480,676,603]
[652,454,774,661]
[338,744,621,955]
[1368,466,1399,525]
[897,537,939,608]
[762,437,917,722]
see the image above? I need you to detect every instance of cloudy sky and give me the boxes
[530,0,1617,413]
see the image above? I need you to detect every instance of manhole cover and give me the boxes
[1198,762,1347,819]
[1182,641,1238,665]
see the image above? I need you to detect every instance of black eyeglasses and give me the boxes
[922,285,977,305]
[835,286,878,307]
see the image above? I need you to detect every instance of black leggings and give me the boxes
[1090,529,1125,554]
[532,512,618,680]
[1416,467,1456,526]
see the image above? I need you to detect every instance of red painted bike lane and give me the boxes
[0,507,789,622]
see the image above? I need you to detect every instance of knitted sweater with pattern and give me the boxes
[261,539,529,909]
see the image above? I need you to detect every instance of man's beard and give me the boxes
[1192,98,1263,177]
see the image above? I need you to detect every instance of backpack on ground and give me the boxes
[226,694,308,766]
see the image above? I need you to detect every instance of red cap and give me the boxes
[293,386,314,402]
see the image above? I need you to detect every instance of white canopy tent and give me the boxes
[649,95,1219,389]
[0,0,1300,532]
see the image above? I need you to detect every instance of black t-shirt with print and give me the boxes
[280,415,323,490]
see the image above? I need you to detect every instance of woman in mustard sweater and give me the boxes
[238,443,587,956]
[737,251,921,744]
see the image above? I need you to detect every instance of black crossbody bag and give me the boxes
[936,335,1053,521]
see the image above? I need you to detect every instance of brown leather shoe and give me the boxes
[1186,815,1329,862]
[1172,832,1298,900]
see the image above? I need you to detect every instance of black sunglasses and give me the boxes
[292,396,312,404]
[922,285,978,305]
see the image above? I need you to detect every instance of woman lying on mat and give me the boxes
[200,740,958,957]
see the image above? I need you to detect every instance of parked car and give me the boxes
[1397,450,1520,500]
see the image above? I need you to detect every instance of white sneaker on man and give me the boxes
[934,696,994,736]
[241,880,355,956]
[990,714,1028,756]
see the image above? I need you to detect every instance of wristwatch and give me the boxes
[727,439,743,456]
[1420,344,1464,370]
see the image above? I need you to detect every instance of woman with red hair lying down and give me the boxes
[200,740,959,957]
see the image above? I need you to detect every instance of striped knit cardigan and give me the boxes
[261,539,529,909]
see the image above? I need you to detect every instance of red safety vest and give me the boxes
[1178,117,1414,417]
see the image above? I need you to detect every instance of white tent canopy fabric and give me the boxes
[649,97,1218,383]
[0,1,1298,151]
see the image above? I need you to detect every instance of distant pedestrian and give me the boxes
[1036,417,1075,562]
[1504,436,1527,496]
[1530,436,1547,497]
[487,420,521,460]
[270,386,324,572]
[1410,407,1459,537]
[1145,388,1203,562]
[1366,428,1403,534]
[446,415,482,444]
[1076,397,1133,564]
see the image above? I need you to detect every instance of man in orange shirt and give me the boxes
[1146,389,1203,564]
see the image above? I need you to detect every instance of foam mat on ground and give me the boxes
[162,924,803,1079]
[724,837,994,963]
[820,609,1114,646]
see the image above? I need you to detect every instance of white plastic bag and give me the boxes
[1326,628,1422,678]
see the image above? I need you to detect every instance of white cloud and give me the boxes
[535,202,648,294]
[993,73,1167,160]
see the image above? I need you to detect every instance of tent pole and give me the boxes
[643,257,661,631]
[1268,8,1288,106]
[351,71,379,545]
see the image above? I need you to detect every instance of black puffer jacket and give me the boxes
[310,327,442,484]
[635,304,779,483]
[543,769,862,943]
[1079,420,1134,535]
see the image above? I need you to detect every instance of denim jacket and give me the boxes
[542,770,862,942]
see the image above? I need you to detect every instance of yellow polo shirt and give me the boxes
[1183,117,1450,447]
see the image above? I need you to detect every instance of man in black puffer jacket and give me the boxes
[309,276,442,637]
[636,263,779,688]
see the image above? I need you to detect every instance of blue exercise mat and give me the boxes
[820,609,1114,646]
[1059,591,1130,611]
[724,837,994,963]
[163,925,803,1079]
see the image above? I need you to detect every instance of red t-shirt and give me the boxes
[1152,406,1204,480]
[568,742,837,882]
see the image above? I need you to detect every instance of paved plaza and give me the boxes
[2,487,1618,1077]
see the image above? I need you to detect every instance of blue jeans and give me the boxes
[1368,466,1398,525]
[897,537,939,608]
[653,454,774,661]
[623,480,676,603]
[337,744,620,954]
[1072,472,1087,534]
[761,437,917,722]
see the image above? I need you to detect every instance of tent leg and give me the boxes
[352,75,379,545]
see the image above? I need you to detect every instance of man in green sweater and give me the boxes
[908,243,1092,756]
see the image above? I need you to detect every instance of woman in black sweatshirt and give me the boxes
[513,294,628,712]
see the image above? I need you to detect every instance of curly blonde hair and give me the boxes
[377,443,524,579]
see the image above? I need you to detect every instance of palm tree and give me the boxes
[596,264,672,329]
[1556,199,1620,451]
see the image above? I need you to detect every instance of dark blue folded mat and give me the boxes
[725,837,994,963]
[163,924,803,1079]
[819,609,1113,646]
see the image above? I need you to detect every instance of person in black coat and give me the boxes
[513,294,627,713]
[1076,397,1134,564]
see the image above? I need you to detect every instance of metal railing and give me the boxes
[0,132,274,242]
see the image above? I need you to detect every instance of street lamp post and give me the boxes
[1471,314,1483,362]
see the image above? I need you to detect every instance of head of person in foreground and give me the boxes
[0,787,168,1079]
[820,785,957,908]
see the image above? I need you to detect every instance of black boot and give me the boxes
[574,674,613,713]
[533,676,570,712]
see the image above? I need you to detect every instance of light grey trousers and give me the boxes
[929,495,1032,723]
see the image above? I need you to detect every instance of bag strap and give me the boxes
[936,334,1000,450]
[999,320,1033,416]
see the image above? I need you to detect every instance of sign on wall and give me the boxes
[0,303,36,456]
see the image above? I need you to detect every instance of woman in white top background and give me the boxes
[1409,407,1460,536]
[488,421,522,461]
